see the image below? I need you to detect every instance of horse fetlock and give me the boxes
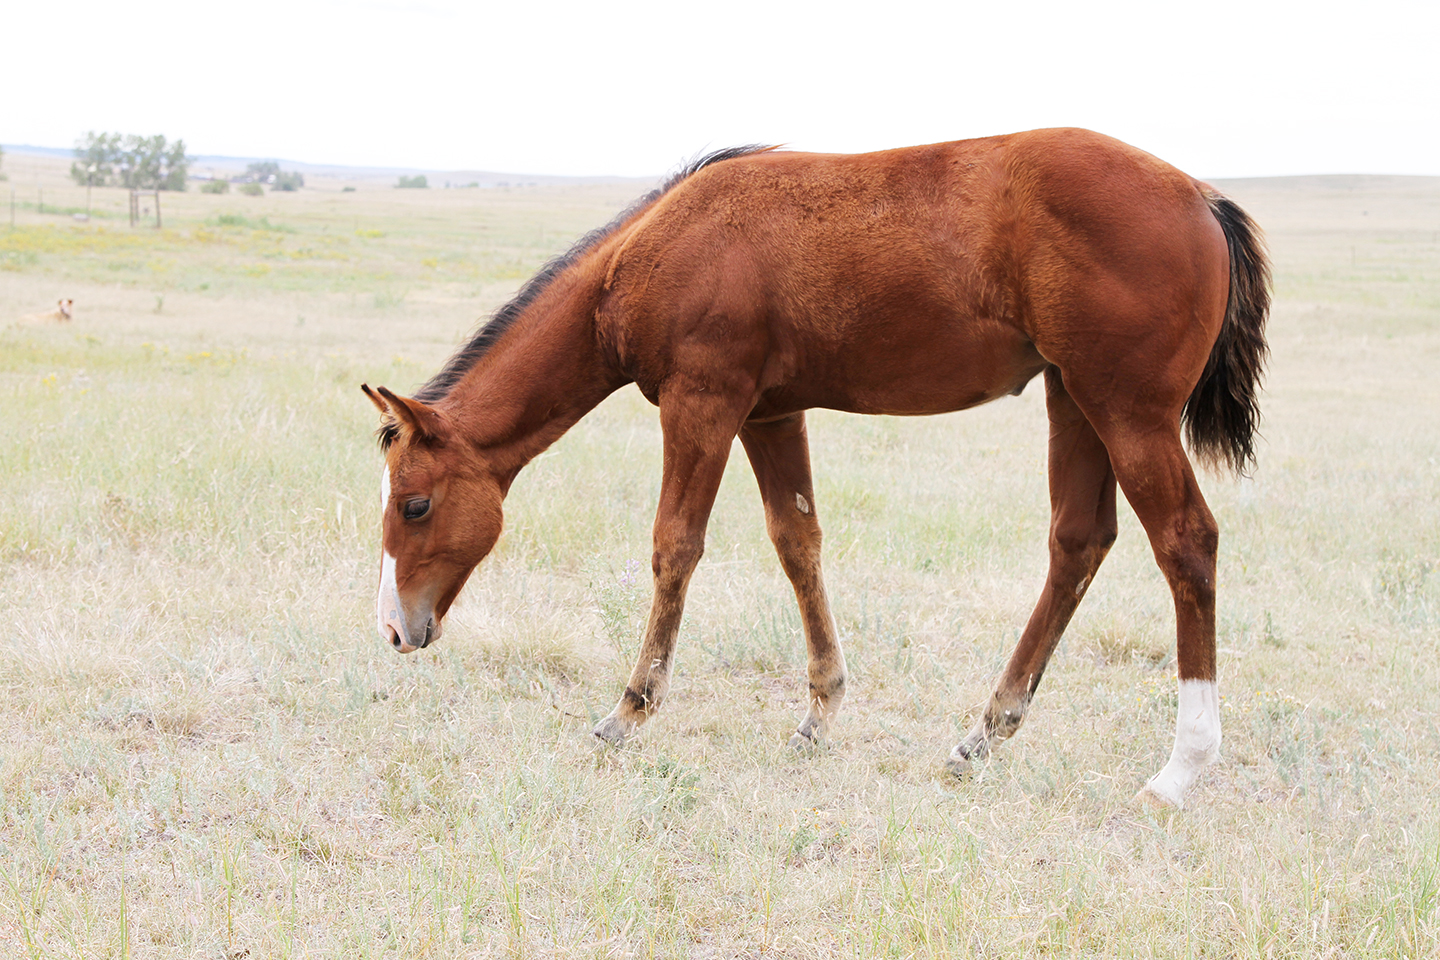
[592,708,642,745]
[804,684,844,730]
[948,696,1028,774]
[987,700,1027,740]
[976,691,1030,742]
[622,681,664,713]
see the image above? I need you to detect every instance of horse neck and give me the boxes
[439,263,622,485]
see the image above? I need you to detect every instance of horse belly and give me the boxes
[761,317,1047,419]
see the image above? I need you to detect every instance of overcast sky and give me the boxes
[4,0,1436,179]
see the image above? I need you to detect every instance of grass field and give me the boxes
[2,153,1438,958]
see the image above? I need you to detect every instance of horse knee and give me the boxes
[771,523,822,571]
[1196,514,1219,556]
[652,536,704,586]
[1156,519,1219,609]
[1049,518,1114,575]
[1161,551,1217,609]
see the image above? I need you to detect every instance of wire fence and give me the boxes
[4,182,164,229]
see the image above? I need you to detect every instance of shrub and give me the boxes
[240,183,264,197]
[207,213,295,232]
[200,180,229,194]
[272,171,304,192]
[396,175,428,189]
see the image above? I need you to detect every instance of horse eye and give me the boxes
[402,498,431,521]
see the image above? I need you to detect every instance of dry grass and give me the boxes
[1,157,1438,957]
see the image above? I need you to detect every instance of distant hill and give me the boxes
[0,143,654,188]
[1210,174,1440,191]
[2,143,73,159]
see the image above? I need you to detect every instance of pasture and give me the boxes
[2,152,1438,957]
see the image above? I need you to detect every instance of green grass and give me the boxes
[1,162,1438,956]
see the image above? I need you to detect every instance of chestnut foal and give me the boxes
[365,128,1268,807]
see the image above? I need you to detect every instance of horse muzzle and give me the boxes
[377,574,443,653]
[383,615,441,653]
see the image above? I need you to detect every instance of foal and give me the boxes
[365,128,1268,807]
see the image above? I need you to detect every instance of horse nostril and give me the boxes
[387,626,402,649]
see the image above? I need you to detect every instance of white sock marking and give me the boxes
[1144,679,1221,807]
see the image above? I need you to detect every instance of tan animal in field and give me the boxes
[17,299,74,323]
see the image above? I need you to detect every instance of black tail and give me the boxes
[1184,191,1272,475]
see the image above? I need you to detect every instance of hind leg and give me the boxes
[951,367,1117,768]
[1100,428,1222,807]
[739,413,847,748]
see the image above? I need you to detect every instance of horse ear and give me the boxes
[374,385,446,441]
[361,383,388,415]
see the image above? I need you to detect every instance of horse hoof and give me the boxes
[945,738,986,778]
[944,746,979,778]
[951,732,990,763]
[788,731,823,753]
[592,714,636,746]
[1133,783,1183,810]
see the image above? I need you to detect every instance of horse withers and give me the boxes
[363,128,1269,808]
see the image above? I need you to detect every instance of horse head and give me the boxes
[363,384,504,653]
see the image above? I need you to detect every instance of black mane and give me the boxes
[378,144,774,449]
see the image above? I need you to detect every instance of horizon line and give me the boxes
[4,141,1439,184]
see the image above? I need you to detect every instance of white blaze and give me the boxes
[377,466,400,639]
[1143,679,1221,807]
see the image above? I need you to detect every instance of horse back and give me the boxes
[597,129,1230,419]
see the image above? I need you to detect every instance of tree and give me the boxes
[245,160,304,191]
[396,174,428,189]
[118,135,188,191]
[71,131,121,187]
[245,160,280,182]
[71,132,190,191]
